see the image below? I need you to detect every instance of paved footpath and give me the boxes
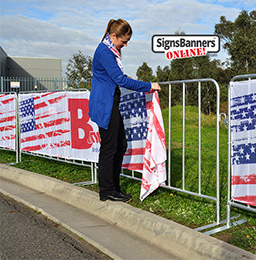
[0,193,111,260]
[0,164,255,260]
[0,177,176,260]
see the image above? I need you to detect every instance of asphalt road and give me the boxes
[0,193,111,260]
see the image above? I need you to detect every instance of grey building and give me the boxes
[0,47,8,77]
[0,46,62,91]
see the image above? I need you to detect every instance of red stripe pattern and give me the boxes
[232,174,256,185]
[231,79,256,207]
[0,94,16,149]
[233,196,256,206]
[19,92,70,153]
[140,91,167,200]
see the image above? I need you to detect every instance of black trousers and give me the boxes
[98,102,127,195]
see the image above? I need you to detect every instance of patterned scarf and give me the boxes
[103,33,124,72]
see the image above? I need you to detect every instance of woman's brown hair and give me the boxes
[102,18,132,42]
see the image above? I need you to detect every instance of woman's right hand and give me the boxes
[151,82,161,92]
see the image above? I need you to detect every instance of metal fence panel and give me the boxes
[121,78,221,225]
[227,74,256,228]
[17,88,96,186]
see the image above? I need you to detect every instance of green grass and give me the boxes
[0,105,255,254]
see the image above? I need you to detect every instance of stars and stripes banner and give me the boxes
[120,89,167,201]
[0,93,17,150]
[230,79,256,206]
[19,91,100,162]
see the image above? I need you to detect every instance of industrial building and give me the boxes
[0,46,62,91]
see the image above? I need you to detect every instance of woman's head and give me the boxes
[102,19,132,50]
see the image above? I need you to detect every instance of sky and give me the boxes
[0,0,255,78]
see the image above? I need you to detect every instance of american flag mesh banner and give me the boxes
[0,93,17,150]
[19,91,100,162]
[120,89,167,201]
[230,79,256,206]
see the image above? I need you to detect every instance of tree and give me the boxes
[156,65,172,82]
[66,51,92,88]
[156,55,224,114]
[136,62,155,82]
[192,56,218,114]
[155,65,172,109]
[215,10,256,74]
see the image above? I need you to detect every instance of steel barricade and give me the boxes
[121,78,221,226]
[226,74,256,227]
[18,89,97,186]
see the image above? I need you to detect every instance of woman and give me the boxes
[89,18,161,202]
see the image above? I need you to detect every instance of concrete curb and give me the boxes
[0,163,255,260]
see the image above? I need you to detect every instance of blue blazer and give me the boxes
[89,42,151,129]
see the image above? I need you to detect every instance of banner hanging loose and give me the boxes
[120,89,166,201]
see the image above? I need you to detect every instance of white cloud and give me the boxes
[0,0,254,78]
[1,15,96,45]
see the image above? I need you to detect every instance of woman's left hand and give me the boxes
[150,82,161,91]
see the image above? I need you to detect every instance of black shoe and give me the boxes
[100,191,130,202]
[118,191,132,200]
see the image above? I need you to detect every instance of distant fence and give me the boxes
[0,76,91,92]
